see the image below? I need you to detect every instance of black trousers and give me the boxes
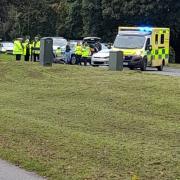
[24,54,30,61]
[33,54,39,62]
[82,57,88,66]
[16,54,21,61]
[24,48,30,61]
[76,55,82,65]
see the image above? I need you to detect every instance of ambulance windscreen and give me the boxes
[114,35,145,49]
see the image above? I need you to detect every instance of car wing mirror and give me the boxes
[147,45,152,51]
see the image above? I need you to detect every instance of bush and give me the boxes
[169,46,176,63]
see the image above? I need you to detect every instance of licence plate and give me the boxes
[123,62,128,66]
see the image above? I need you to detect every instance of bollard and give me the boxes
[109,50,123,71]
[40,37,53,66]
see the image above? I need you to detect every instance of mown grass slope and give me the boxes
[0,58,179,180]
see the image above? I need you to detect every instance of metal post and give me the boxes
[40,37,53,66]
[109,50,123,71]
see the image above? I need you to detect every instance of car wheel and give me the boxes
[140,58,147,71]
[129,67,134,70]
[71,55,77,65]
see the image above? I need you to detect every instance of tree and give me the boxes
[82,0,103,37]
[0,0,180,62]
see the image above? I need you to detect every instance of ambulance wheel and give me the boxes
[140,58,147,71]
[129,67,134,70]
[157,64,164,71]
[71,55,77,65]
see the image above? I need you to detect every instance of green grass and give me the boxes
[0,56,180,180]
[0,53,15,61]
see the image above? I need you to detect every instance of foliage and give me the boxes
[0,0,180,62]
[169,46,176,64]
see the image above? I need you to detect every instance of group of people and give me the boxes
[60,41,101,66]
[74,42,92,66]
[13,36,41,61]
[13,36,102,66]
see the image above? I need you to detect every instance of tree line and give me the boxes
[0,0,180,62]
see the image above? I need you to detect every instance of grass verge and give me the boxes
[0,58,180,180]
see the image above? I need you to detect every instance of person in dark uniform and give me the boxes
[23,37,30,61]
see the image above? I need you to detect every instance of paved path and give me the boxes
[0,160,45,180]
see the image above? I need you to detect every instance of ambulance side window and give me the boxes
[145,38,150,50]
[155,34,158,44]
[161,34,165,44]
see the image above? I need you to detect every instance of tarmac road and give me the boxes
[97,65,180,77]
[145,67,180,77]
[0,160,45,180]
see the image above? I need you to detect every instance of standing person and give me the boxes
[95,40,102,52]
[54,47,62,63]
[75,41,82,65]
[23,37,30,61]
[65,42,71,64]
[82,42,90,66]
[55,47,62,57]
[13,38,24,61]
[32,36,40,62]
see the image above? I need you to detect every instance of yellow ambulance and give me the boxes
[113,27,170,71]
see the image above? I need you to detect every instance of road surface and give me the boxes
[145,67,180,77]
[0,159,45,180]
[98,66,180,77]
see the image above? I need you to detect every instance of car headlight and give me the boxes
[136,50,143,56]
[1,48,6,52]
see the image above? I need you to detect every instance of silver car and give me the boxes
[91,49,111,66]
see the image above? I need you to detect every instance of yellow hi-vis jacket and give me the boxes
[32,41,40,54]
[55,48,62,57]
[82,46,90,57]
[75,45,82,55]
[13,40,24,55]
[23,41,31,56]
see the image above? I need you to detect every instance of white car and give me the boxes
[91,49,111,66]
[0,42,14,54]
[48,37,67,52]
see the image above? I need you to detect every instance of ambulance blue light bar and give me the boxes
[139,27,152,32]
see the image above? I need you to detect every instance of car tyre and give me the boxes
[71,55,77,65]
[157,64,163,71]
[140,58,147,71]
[129,67,134,70]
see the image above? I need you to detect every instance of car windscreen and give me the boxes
[70,43,76,50]
[101,44,108,50]
[114,35,145,49]
[53,39,67,47]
